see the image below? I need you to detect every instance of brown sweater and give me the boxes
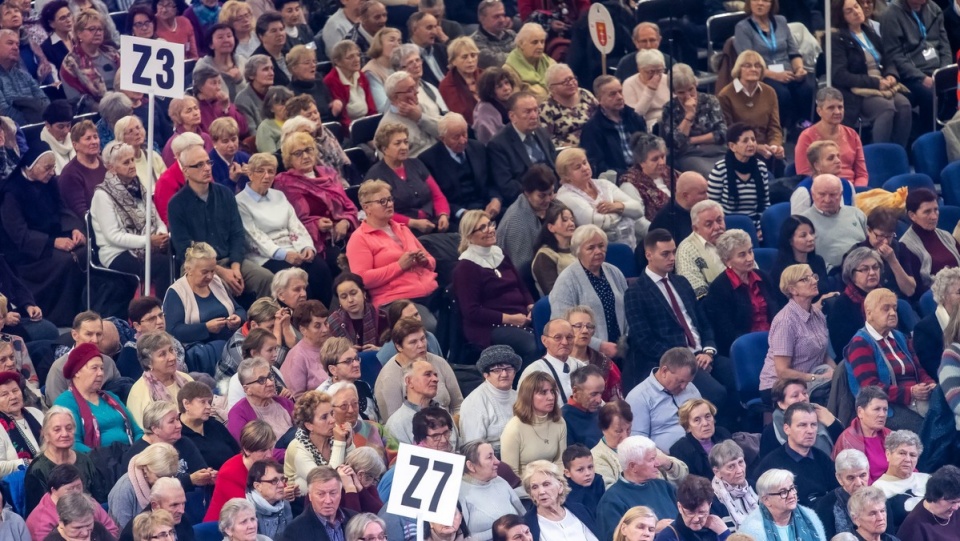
[717,81,783,146]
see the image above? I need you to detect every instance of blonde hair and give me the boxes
[457,210,488,253]
[446,36,479,68]
[280,131,316,169]
[368,27,401,59]
[677,398,716,431]
[285,44,315,67]
[113,115,143,143]
[293,390,333,428]
[208,117,240,141]
[521,460,570,506]
[731,49,767,80]
[219,0,252,24]
[779,263,812,296]
[133,509,174,541]
[613,507,658,541]
[373,122,409,153]
[555,147,587,180]
[248,152,278,171]
[168,96,199,127]
[320,337,355,374]
[358,179,391,204]
[132,442,180,477]
[142,401,179,435]
[74,9,103,32]
[183,242,218,273]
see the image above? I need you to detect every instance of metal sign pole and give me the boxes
[144,92,155,295]
[825,0,832,87]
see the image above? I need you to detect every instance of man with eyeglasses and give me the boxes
[561,364,606,447]
[518,319,585,404]
[752,401,840,507]
[801,174,867,273]
[471,0,515,69]
[384,360,459,447]
[167,144,276,298]
[460,345,520,452]
[488,91,558,206]
[117,478,194,541]
[0,28,48,125]
[581,75,647,182]
[615,23,673,83]
[116,296,188,380]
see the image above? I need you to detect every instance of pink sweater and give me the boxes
[26,493,118,541]
[345,220,439,307]
[279,339,329,398]
[794,124,869,186]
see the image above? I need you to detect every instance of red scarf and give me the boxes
[70,383,134,449]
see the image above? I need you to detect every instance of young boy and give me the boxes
[562,444,605,521]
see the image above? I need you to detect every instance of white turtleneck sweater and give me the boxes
[458,475,525,541]
[459,380,518,451]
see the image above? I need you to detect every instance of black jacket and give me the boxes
[253,44,291,86]
[289,77,337,123]
[418,43,449,87]
[912,313,944,378]
[419,140,494,215]
[279,506,358,541]
[701,269,781,357]
[579,107,647,178]
[668,428,733,479]
[830,27,899,126]
[523,502,600,541]
[487,125,557,205]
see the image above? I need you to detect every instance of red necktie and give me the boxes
[662,277,696,348]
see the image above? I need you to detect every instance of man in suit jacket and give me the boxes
[419,112,501,220]
[487,91,558,205]
[280,466,358,541]
[409,11,448,87]
[580,75,647,179]
[623,228,737,424]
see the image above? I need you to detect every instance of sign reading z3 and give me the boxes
[131,43,176,90]
[400,455,454,512]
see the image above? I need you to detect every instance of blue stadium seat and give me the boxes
[605,243,638,278]
[532,297,551,355]
[753,248,777,275]
[360,350,381,386]
[724,214,759,247]
[194,522,221,541]
[941,162,960,206]
[760,202,791,248]
[730,331,769,408]
[882,173,935,193]
[864,143,910,188]
[897,299,919,333]
[938,205,960,232]
[912,131,947,184]
[919,289,937,318]
[785,162,796,177]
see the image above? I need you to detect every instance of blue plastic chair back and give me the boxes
[753,248,777,275]
[864,143,910,188]
[532,297,551,354]
[729,331,769,407]
[896,218,910,239]
[193,522,221,541]
[897,299,919,333]
[605,242,638,278]
[760,202,791,248]
[360,350,381,386]
[942,162,960,206]
[724,214,759,247]
[882,173,935,193]
[0,468,25,515]
[785,162,797,177]
[939,205,960,231]
[912,131,947,184]
[919,290,937,318]
[183,488,207,526]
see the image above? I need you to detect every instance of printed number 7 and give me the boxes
[131,43,176,90]
[400,456,453,512]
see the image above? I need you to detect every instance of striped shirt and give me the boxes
[706,158,771,229]
[940,343,960,429]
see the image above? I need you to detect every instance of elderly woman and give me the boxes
[675,200,727,299]
[238,151,338,306]
[376,300,444,363]
[531,205,576,296]
[738,469,827,541]
[831,0,911,146]
[846,208,921,300]
[556,148,644,248]
[161,96,214,165]
[504,23,555,101]
[282,95,353,178]
[849,487,899,541]
[708,440,759,530]
[193,67,250,137]
[759,377,844,458]
[46,492,116,541]
[827,247,885,357]
[459,345,521,452]
[327,274,386,351]
[227,357,295,443]
[661,63,727,177]
[52,343,143,453]
[390,46,448,124]
[234,55,274,129]
[162,242,246,373]
[59,9,120,103]
[90,141,173,295]
[132,509,177,541]
[325,40,376,128]
[219,0,258,60]
[548,224,627,357]
[196,24,248,101]
[501,372,567,477]
[153,0,198,59]
[668,399,731,479]
[458,440,525,537]
[245,459,293,538]
[591,401,632,487]
[96,92,134,148]
[522,459,600,540]
[0,371,42,474]
[567,306,623,400]
[288,45,338,123]
[284,390,353,493]
[347,513,390,541]
[833,386,892,481]
[914,267,960,376]
[256,86,293,153]
[795,88,868,186]
[205,420,284,522]
[40,1,74,71]
[539,63,598,148]
[614,507,658,541]
[706,123,772,233]
[474,67,517,144]
[872,430,931,522]
[178,381,239,469]
[272,268,307,315]
[26,462,119,540]
[454,210,537,361]
[107,441,179,528]
[900,188,960,288]
[362,27,401,112]
[125,331,194,427]
[703,229,779,355]
[619,133,675,223]
[623,50,670,130]
[25,407,108,509]
[813,449,884,539]
[114,115,167,189]
[343,445,387,513]
[219,497,272,541]
[717,51,785,161]
[655,475,730,541]
[439,36,483,125]
[325,380,396,463]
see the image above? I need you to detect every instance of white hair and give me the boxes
[101,141,136,167]
[270,267,308,298]
[437,112,467,138]
[570,224,607,256]
[515,22,545,46]
[171,132,205,160]
[756,469,795,498]
[326,380,358,398]
[384,70,413,99]
[834,449,869,474]
[690,199,723,227]
[617,435,657,470]
[635,49,665,70]
[149,477,185,503]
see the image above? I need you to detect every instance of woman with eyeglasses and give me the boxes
[460,345,521,453]
[900,188,960,290]
[132,508,176,541]
[654,475,729,541]
[284,390,353,493]
[566,306,623,401]
[539,63,597,148]
[39,0,74,71]
[245,458,293,539]
[128,4,157,39]
[346,512,388,541]
[826,247,885,361]
[59,9,119,104]
[846,208,920,301]
[152,0,199,60]
[219,0,258,61]
[227,356,294,446]
[738,469,827,541]
[324,379,396,465]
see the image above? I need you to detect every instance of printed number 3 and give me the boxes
[400,455,453,513]
[131,43,176,90]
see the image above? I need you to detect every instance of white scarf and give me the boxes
[459,244,505,269]
[937,305,950,330]
[39,127,75,174]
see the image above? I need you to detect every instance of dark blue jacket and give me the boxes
[580,107,647,178]
[564,474,605,522]
[524,501,600,541]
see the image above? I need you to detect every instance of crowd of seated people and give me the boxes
[0,0,959,540]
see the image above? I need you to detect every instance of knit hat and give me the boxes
[0,371,20,386]
[476,345,522,374]
[63,342,102,380]
[42,100,74,125]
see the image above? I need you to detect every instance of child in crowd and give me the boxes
[562,444,605,521]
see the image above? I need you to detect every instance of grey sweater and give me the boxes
[0,507,29,541]
[549,261,628,350]
[879,0,952,82]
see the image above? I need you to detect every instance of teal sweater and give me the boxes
[598,478,677,541]
[53,391,143,453]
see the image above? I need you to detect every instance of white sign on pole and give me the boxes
[387,443,465,528]
[588,4,615,55]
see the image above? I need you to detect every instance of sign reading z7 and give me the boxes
[119,36,185,99]
[400,455,454,512]
[386,443,464,527]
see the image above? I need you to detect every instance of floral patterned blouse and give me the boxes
[539,88,599,148]
[661,93,727,153]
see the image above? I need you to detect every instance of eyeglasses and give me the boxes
[291,147,316,158]
[679,506,710,519]
[147,530,175,540]
[425,429,452,442]
[242,375,272,386]
[186,159,213,169]
[251,167,277,175]
[333,400,360,411]
[258,476,286,486]
[335,355,361,365]
[871,231,897,241]
[360,536,387,541]
[855,264,882,274]
[797,275,819,284]
[471,221,496,234]
[133,20,154,28]
[545,334,575,342]
[549,76,577,87]
[363,196,393,207]
[571,323,596,331]
[140,311,165,324]
[487,365,516,375]
[767,485,798,500]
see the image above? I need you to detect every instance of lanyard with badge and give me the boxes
[912,10,939,61]
[750,19,777,53]
[852,32,881,67]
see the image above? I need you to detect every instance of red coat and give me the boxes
[154,161,184,226]
[439,69,481,125]
[323,67,376,128]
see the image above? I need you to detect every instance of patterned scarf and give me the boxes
[328,304,381,347]
[142,371,189,402]
[295,427,331,467]
[759,501,819,541]
[70,382,134,449]
[191,0,221,28]
[0,410,41,460]
[711,475,759,528]
[95,172,162,260]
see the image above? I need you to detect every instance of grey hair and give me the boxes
[101,141,136,167]
[136,330,176,371]
[270,267,309,298]
[931,267,960,304]
[563,305,596,322]
[884,429,923,454]
[113,115,143,143]
[326,380,358,399]
[279,116,317,143]
[756,469,795,499]
[237,357,271,386]
[99,92,134,127]
[262,85,294,120]
[635,49,665,70]
[708,439,745,470]
[331,40,360,64]
[690,199,723,227]
[171,132,205,159]
[847,486,887,520]
[630,132,666,164]
[345,446,386,479]
[0,29,16,41]
[244,54,273,82]
[41,406,76,451]
[437,112,467,138]
[831,534,860,541]
[55,492,95,525]
[192,67,222,93]
[671,63,698,89]
[570,224,607,257]
[345,513,386,541]
[384,70,414,98]
[515,22,545,47]
[841,247,882,286]
[816,86,844,105]
[218,497,256,535]
[714,229,752,263]
[835,449,869,474]
[390,45,420,70]
[141,401,179,434]
[149,477,184,503]
[617,435,657,470]
[544,62,571,85]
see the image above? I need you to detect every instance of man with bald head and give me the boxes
[844,288,935,431]
[648,171,709,243]
[118,478,194,541]
[518,319,586,403]
[801,174,867,272]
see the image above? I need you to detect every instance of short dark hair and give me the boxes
[177,381,213,413]
[256,11,284,37]
[246,459,283,491]
[72,310,101,330]
[521,164,556,193]
[411,406,452,443]
[599,400,632,430]
[643,228,673,251]
[725,122,755,145]
[507,91,538,112]
[127,4,156,35]
[292,300,329,330]
[855,386,889,410]
[241,328,277,359]
[570,364,604,389]
[783,401,817,425]
[906,187,938,215]
[925,465,960,502]
[151,0,187,14]
[477,68,516,104]
[273,0,301,10]
[771,377,807,406]
[332,272,368,299]
[391,317,425,347]
[48,464,82,492]
[40,0,71,33]
[659,347,697,373]
[128,296,163,324]
[406,11,429,35]
[205,23,237,54]
[561,444,592,469]
[492,515,526,541]
[867,207,900,232]
[676,475,716,510]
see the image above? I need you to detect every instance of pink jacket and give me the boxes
[345,220,438,307]
[279,339,329,399]
[26,493,118,541]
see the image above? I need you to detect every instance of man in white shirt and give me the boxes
[518,319,586,403]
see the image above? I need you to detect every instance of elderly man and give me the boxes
[381,70,441,158]
[408,12,446,87]
[496,164,557,280]
[648,171,709,243]
[322,0,362,58]
[345,1,387,54]
[580,75,647,180]
[597,435,678,541]
[45,311,122,403]
[419,0,463,43]
[0,29,49,124]
[155,132,206,225]
[518,319,586,403]
[801,174,868,273]
[419,112,498,220]
[815,449,898,539]
[625,347,701,451]
[167,143,274,298]
[117,478,193,541]
[675,200,727,299]
[615,23,674,82]
[562,365,608,448]
[752,402,840,507]
[896,465,960,539]
[470,0,515,69]
[385,360,459,446]
[279,466,357,541]
[488,91,558,205]
[791,141,857,214]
